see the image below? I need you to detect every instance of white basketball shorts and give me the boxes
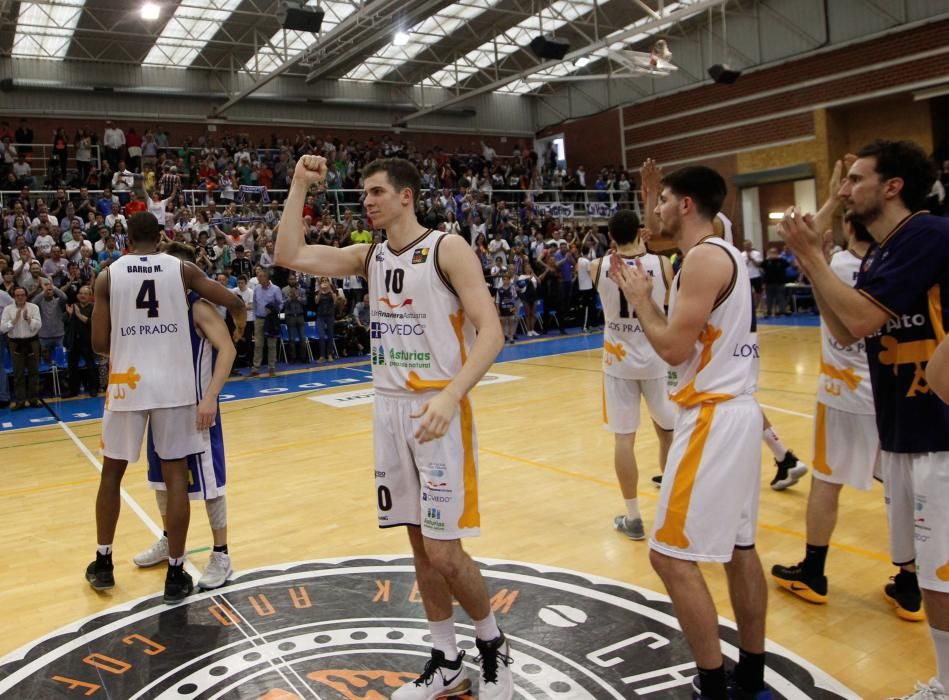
[101,405,204,464]
[650,395,762,562]
[882,451,949,592]
[602,374,677,434]
[812,402,880,491]
[373,392,480,540]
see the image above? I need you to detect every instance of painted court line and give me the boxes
[56,417,316,699]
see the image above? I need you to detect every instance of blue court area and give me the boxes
[0,330,605,433]
[0,313,823,432]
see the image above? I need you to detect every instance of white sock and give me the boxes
[474,611,501,642]
[428,617,458,661]
[625,498,641,521]
[931,626,949,690]
[763,427,788,462]
[96,544,112,556]
[168,556,185,567]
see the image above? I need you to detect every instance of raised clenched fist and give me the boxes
[294,155,328,185]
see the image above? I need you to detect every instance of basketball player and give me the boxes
[771,212,883,607]
[592,208,675,540]
[779,140,949,700]
[135,242,237,591]
[87,213,245,604]
[641,157,808,492]
[274,155,514,699]
[611,166,771,700]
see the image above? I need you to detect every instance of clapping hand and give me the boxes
[608,252,652,305]
[778,207,823,259]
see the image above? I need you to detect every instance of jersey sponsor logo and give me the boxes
[108,366,142,400]
[119,323,179,336]
[603,340,627,366]
[607,321,644,334]
[0,558,854,699]
[878,335,936,397]
[423,507,445,531]
[370,320,425,339]
[377,296,414,310]
[411,247,430,264]
[731,342,760,358]
[371,347,433,369]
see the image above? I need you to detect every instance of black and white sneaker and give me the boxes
[476,632,514,699]
[770,451,808,490]
[391,649,470,699]
[85,553,115,591]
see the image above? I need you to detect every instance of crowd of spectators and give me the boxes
[1,123,635,404]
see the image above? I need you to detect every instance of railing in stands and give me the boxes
[0,188,643,223]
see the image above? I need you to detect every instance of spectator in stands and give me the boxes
[282,272,308,363]
[125,191,147,216]
[64,284,97,397]
[230,245,253,280]
[74,130,93,186]
[126,128,142,172]
[314,277,336,362]
[42,246,68,286]
[24,260,46,295]
[12,153,34,188]
[96,189,115,218]
[97,236,122,266]
[761,246,790,317]
[0,287,10,407]
[31,279,66,363]
[60,262,83,303]
[1,286,42,409]
[105,202,127,232]
[111,161,135,206]
[65,229,92,264]
[250,269,283,377]
[15,119,33,155]
[102,120,125,172]
[231,275,254,368]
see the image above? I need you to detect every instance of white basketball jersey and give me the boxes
[716,213,734,244]
[668,237,758,407]
[107,253,196,411]
[367,230,475,395]
[818,250,874,414]
[595,253,668,379]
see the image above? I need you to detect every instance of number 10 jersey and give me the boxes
[366,230,475,396]
[107,252,197,411]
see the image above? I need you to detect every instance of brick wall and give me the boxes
[621,19,949,127]
[537,108,624,175]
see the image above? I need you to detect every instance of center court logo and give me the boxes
[0,558,855,699]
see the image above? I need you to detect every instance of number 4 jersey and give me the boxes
[366,229,476,395]
[107,252,197,411]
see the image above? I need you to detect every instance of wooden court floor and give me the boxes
[0,324,929,699]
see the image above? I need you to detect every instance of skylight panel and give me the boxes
[243,0,357,75]
[11,0,86,60]
[343,0,503,82]
[143,0,243,67]
[419,0,595,89]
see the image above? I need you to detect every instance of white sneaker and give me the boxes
[132,536,168,568]
[888,679,949,700]
[476,633,514,699]
[391,649,470,700]
[198,551,233,590]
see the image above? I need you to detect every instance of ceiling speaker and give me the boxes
[529,35,570,61]
[708,63,742,84]
[277,2,325,33]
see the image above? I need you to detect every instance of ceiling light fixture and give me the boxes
[574,56,591,67]
[141,2,160,20]
[393,31,410,46]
